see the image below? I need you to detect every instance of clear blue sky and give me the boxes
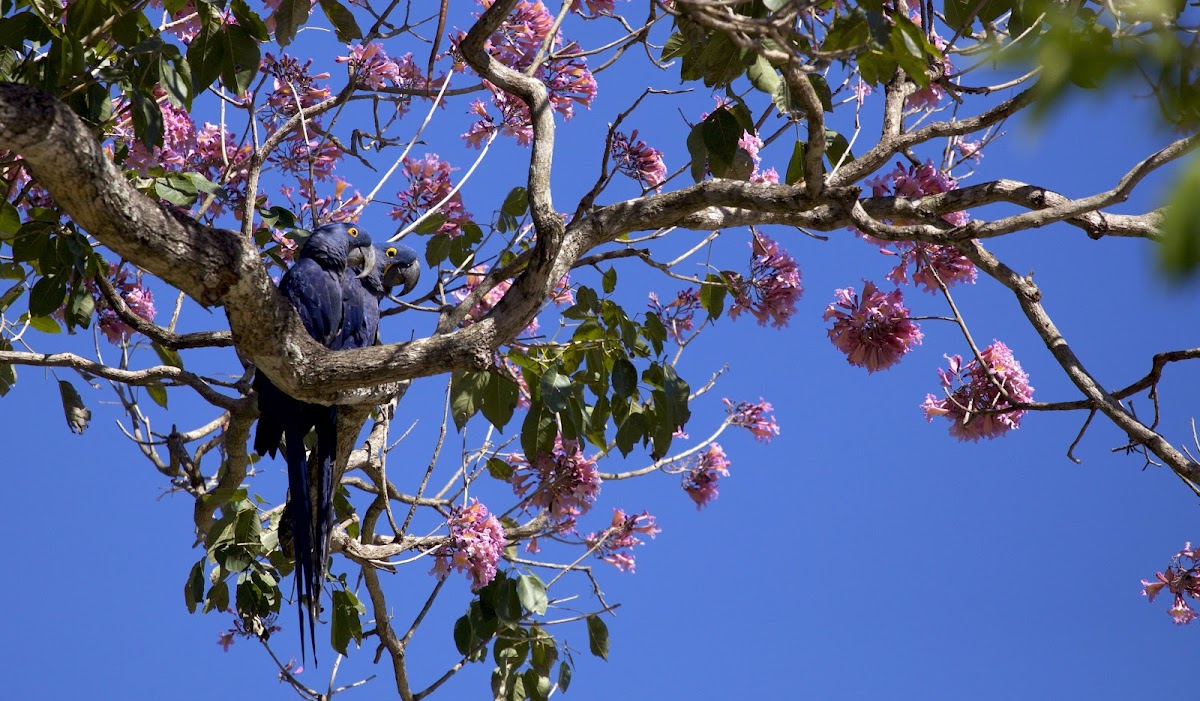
[3,5,1199,700]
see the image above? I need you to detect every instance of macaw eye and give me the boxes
[347,227,359,237]
[386,247,397,258]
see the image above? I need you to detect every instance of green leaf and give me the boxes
[521,400,556,458]
[501,186,529,217]
[699,273,727,320]
[450,370,488,430]
[746,54,780,96]
[825,129,854,169]
[57,379,91,434]
[557,660,572,692]
[686,123,708,184]
[184,559,205,614]
[0,282,24,312]
[586,615,609,661]
[516,574,548,616]
[809,73,834,112]
[480,372,519,431]
[26,314,61,334]
[331,588,366,656]
[539,366,572,413]
[0,200,19,238]
[231,0,270,41]
[318,0,362,42]
[28,274,65,317]
[0,340,14,397]
[701,108,743,178]
[204,580,229,613]
[159,54,193,110]
[487,457,514,481]
[145,382,169,408]
[693,30,744,87]
[785,141,806,185]
[219,24,260,95]
[425,233,451,267]
[186,17,225,95]
[66,283,94,333]
[153,342,184,369]
[611,358,637,398]
[601,267,617,294]
[272,0,312,47]
[1160,154,1200,278]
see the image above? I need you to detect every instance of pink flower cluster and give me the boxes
[739,130,780,184]
[431,498,507,590]
[682,443,731,509]
[389,153,472,236]
[453,266,540,338]
[647,289,701,343]
[862,161,976,292]
[460,1,597,146]
[336,43,425,99]
[610,130,667,190]
[584,508,660,572]
[510,437,602,525]
[261,53,333,122]
[570,0,619,15]
[86,263,157,345]
[723,397,780,442]
[1142,543,1200,625]
[729,233,802,329]
[0,155,55,213]
[922,341,1034,441]
[824,280,922,373]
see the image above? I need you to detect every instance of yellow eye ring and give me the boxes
[347,227,359,237]
[386,247,397,258]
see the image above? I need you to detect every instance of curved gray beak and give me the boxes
[348,244,376,279]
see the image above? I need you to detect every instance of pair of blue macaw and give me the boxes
[253,222,419,665]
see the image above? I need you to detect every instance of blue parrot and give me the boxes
[333,242,421,352]
[301,244,420,646]
[252,222,375,666]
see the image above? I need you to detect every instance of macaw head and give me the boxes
[301,223,376,275]
[379,243,421,296]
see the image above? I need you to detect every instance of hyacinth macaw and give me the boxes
[333,242,421,351]
[300,243,421,638]
[252,222,375,666]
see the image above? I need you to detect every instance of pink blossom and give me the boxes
[921,341,1034,441]
[611,130,667,190]
[1169,597,1199,625]
[584,509,660,572]
[647,289,701,343]
[260,54,332,123]
[853,79,872,106]
[549,275,574,305]
[510,437,602,525]
[453,266,540,338]
[431,499,507,590]
[336,43,424,98]
[84,264,157,345]
[682,443,731,509]
[570,0,619,15]
[458,2,597,145]
[729,233,802,329]
[723,397,780,442]
[953,136,983,163]
[389,153,472,236]
[824,280,922,373]
[1140,543,1200,625]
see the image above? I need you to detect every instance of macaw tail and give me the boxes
[314,406,339,610]
[285,422,318,666]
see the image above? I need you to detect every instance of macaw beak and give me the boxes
[383,259,421,296]
[348,244,376,278]
[399,260,420,296]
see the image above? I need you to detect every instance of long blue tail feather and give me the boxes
[286,422,318,666]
